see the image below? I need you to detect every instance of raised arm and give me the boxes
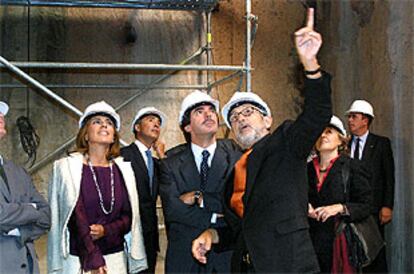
[295,8,322,79]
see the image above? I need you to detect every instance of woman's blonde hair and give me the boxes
[75,115,121,160]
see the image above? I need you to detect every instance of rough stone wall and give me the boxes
[316,1,413,272]
[1,0,413,273]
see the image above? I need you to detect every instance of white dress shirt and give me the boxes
[134,140,152,168]
[351,131,369,160]
[190,142,218,223]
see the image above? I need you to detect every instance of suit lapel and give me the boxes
[128,144,152,197]
[179,148,201,190]
[361,133,376,161]
[206,144,228,191]
[244,135,271,203]
[67,153,84,199]
[0,175,10,202]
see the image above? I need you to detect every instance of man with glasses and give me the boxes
[0,101,50,274]
[192,8,332,272]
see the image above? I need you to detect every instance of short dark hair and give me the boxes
[180,102,218,143]
[133,113,162,137]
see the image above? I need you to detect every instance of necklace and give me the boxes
[319,168,328,173]
[87,158,115,215]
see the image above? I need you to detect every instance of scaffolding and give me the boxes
[0,0,256,173]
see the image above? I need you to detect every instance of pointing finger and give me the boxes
[306,8,314,29]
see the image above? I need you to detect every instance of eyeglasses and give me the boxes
[229,106,263,123]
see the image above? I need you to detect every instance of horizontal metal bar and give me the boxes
[0,56,83,116]
[1,62,245,72]
[208,70,243,89]
[0,83,207,90]
[0,0,219,11]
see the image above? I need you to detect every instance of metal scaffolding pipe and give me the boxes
[0,55,83,116]
[208,71,243,89]
[206,11,212,90]
[0,83,207,90]
[1,62,245,72]
[27,46,208,174]
[29,136,76,174]
[245,0,252,92]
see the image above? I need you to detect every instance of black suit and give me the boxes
[217,74,332,273]
[159,139,241,273]
[121,144,159,274]
[308,155,372,273]
[351,133,395,273]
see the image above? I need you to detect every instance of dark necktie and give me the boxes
[0,162,10,192]
[354,137,361,160]
[145,149,154,193]
[200,150,210,192]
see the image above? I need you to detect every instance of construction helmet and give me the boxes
[131,106,167,132]
[0,101,9,116]
[79,101,121,131]
[345,100,375,118]
[329,115,347,136]
[178,90,219,126]
[221,91,271,128]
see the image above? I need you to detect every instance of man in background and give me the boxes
[121,106,166,274]
[0,101,50,274]
[346,99,395,273]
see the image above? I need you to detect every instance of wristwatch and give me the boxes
[194,191,202,205]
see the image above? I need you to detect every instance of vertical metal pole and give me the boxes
[206,11,212,92]
[245,0,252,92]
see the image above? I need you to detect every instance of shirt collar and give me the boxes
[354,130,369,144]
[134,139,151,153]
[191,142,217,159]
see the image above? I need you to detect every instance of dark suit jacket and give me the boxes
[159,139,241,273]
[0,159,50,274]
[307,155,372,272]
[351,133,395,212]
[217,74,332,273]
[121,144,160,271]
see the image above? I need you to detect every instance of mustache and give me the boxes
[202,118,216,125]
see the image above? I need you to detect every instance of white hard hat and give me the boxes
[0,101,9,116]
[329,115,347,136]
[79,101,121,131]
[346,100,375,118]
[221,91,271,128]
[131,106,166,132]
[179,90,219,126]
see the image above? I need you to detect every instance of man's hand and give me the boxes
[91,266,107,274]
[294,8,322,74]
[153,140,166,159]
[0,114,7,139]
[90,224,105,241]
[179,191,197,205]
[192,229,215,264]
[379,207,393,225]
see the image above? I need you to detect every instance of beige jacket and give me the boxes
[47,153,147,273]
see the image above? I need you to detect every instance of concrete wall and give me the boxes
[1,0,413,272]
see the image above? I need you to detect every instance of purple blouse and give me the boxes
[68,163,132,271]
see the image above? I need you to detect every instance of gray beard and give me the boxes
[236,131,261,150]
